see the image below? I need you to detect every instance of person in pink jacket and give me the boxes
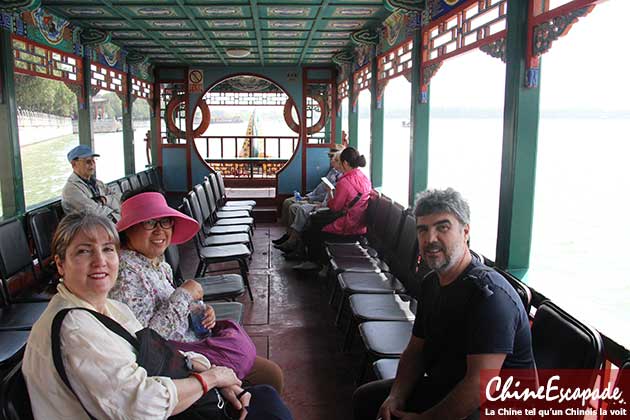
[293,147,372,271]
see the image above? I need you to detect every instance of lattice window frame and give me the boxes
[131,76,152,101]
[353,64,372,95]
[525,0,598,88]
[204,91,289,106]
[337,79,349,101]
[12,34,82,86]
[90,61,126,97]
[377,37,414,85]
[419,0,507,102]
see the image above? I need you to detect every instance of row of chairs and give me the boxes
[322,193,425,380]
[318,191,621,407]
[0,167,163,372]
[106,167,164,197]
[178,172,257,301]
[0,169,260,420]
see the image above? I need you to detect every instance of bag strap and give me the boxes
[51,307,140,420]
[346,192,362,209]
[335,192,362,215]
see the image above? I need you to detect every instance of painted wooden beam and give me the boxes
[123,73,135,175]
[0,29,25,216]
[370,54,384,189]
[496,0,542,272]
[409,29,429,205]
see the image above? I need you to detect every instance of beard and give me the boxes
[423,240,466,273]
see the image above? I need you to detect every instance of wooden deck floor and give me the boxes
[179,223,361,420]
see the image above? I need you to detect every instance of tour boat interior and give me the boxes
[2,0,630,419]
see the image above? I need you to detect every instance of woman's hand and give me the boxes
[202,305,216,329]
[378,395,406,420]
[201,366,241,389]
[180,279,203,300]
[220,385,251,420]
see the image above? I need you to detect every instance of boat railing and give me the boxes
[196,135,299,179]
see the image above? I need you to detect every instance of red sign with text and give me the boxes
[480,369,629,419]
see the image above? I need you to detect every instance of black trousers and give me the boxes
[303,227,361,262]
[242,385,294,420]
[352,378,479,420]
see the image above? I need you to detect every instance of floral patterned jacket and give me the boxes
[109,249,198,342]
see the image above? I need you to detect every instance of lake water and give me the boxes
[373,115,630,349]
[9,115,630,349]
[18,121,150,208]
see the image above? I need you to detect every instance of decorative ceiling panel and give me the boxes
[40,0,403,66]
[261,6,318,19]
[192,6,249,18]
[204,20,252,29]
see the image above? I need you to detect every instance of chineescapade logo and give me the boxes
[480,369,629,419]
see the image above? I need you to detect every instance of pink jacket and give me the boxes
[323,168,372,235]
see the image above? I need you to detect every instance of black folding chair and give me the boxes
[0,362,33,420]
[28,208,59,285]
[532,300,604,390]
[164,244,245,301]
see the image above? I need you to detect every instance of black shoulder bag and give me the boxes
[307,192,362,230]
[51,307,230,420]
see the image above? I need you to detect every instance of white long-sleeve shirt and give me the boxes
[23,283,209,420]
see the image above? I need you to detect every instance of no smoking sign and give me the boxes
[188,69,203,93]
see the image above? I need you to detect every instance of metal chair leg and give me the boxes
[328,282,338,306]
[357,352,370,384]
[238,259,253,301]
[343,318,356,351]
[335,295,347,326]
[195,261,205,277]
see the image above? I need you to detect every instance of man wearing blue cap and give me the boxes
[61,144,121,222]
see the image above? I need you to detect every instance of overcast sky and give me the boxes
[425,0,629,112]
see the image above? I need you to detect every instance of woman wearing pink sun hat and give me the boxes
[110,189,285,396]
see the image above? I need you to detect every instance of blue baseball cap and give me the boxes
[67,145,100,162]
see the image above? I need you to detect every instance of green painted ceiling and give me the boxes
[40,0,392,66]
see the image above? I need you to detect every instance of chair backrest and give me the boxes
[182,196,204,253]
[147,168,163,191]
[203,177,220,209]
[378,201,405,255]
[364,192,380,232]
[390,213,421,296]
[0,362,33,420]
[28,208,59,265]
[215,172,228,200]
[193,184,213,222]
[128,174,141,191]
[368,195,392,246]
[106,180,122,197]
[119,178,131,192]
[493,266,532,315]
[208,173,222,204]
[163,245,184,286]
[137,171,151,187]
[532,300,604,389]
[0,219,35,303]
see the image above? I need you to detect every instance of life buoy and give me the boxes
[165,96,211,138]
[283,95,327,135]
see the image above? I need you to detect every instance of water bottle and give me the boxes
[189,300,212,338]
[293,191,302,201]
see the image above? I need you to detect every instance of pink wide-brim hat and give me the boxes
[116,192,199,245]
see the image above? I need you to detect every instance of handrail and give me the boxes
[195,135,298,160]
[204,157,288,179]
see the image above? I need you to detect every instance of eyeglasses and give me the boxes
[141,217,174,230]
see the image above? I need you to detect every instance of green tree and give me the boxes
[132,98,151,120]
[14,74,77,116]
[102,92,122,119]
